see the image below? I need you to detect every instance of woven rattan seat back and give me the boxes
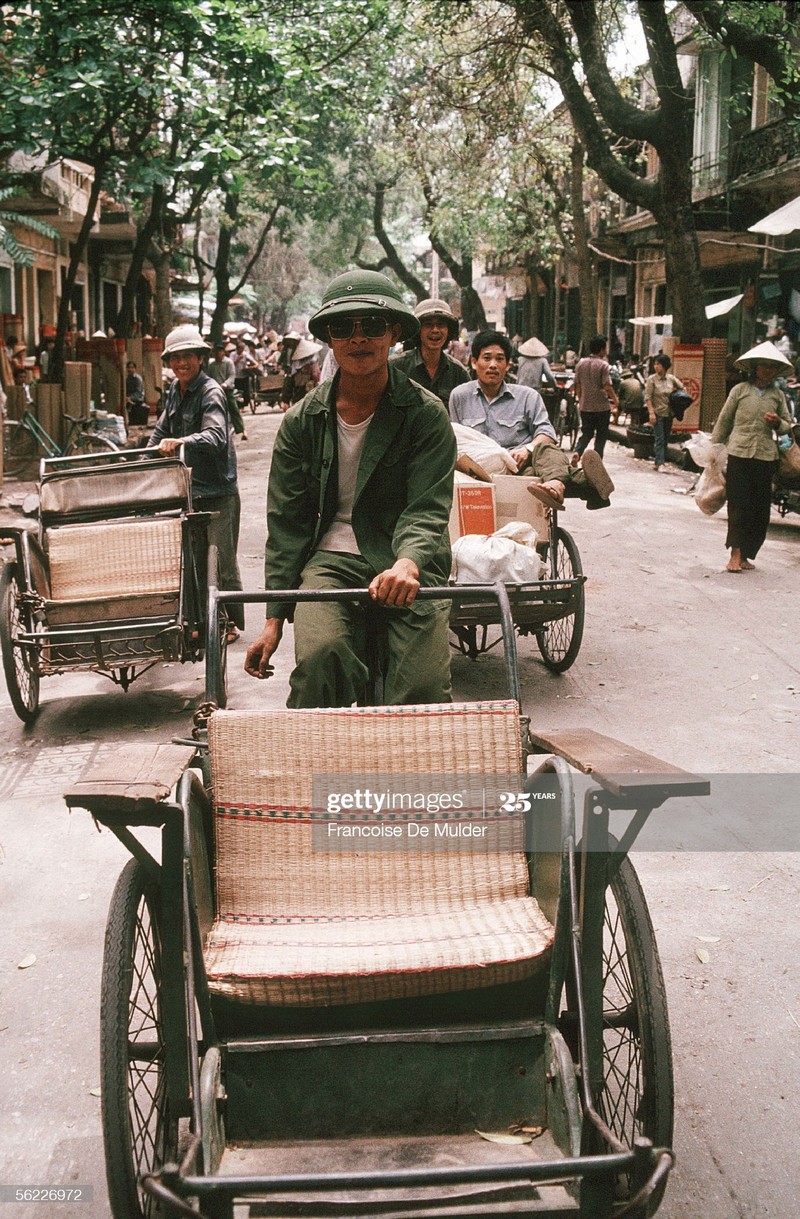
[47,518,183,602]
[39,460,191,524]
[203,702,554,1006]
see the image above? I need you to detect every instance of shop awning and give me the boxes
[748,196,800,236]
[629,294,743,326]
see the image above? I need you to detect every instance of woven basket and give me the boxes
[48,518,182,601]
[205,702,554,1006]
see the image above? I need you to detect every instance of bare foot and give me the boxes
[726,561,742,573]
[740,560,755,570]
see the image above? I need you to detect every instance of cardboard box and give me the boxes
[492,473,547,540]
[449,471,548,542]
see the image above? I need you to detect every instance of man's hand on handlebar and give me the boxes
[369,558,420,608]
[157,437,183,456]
[244,617,283,679]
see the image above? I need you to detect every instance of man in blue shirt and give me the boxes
[449,331,614,510]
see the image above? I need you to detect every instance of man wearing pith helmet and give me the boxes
[390,298,470,409]
[244,270,457,707]
[148,324,244,635]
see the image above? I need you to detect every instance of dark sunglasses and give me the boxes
[327,316,390,340]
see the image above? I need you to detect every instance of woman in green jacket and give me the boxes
[711,341,794,572]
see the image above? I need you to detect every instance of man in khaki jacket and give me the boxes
[245,271,456,707]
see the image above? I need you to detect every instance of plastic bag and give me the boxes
[451,422,518,475]
[694,445,728,515]
[451,522,545,584]
[684,430,716,469]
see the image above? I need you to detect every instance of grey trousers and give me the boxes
[194,491,244,629]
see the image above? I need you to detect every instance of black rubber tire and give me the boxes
[101,860,177,1219]
[536,527,585,672]
[0,562,40,723]
[2,418,39,477]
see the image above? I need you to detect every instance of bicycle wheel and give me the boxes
[2,419,39,478]
[0,562,40,722]
[65,430,119,456]
[101,860,178,1219]
[599,858,674,1151]
[536,527,585,672]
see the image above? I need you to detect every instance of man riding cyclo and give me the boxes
[245,270,457,708]
[449,330,615,511]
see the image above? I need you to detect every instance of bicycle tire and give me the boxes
[65,431,119,457]
[0,562,40,722]
[560,854,674,1213]
[2,418,39,478]
[101,859,178,1219]
[536,527,585,672]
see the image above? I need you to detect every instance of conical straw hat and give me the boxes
[734,340,793,371]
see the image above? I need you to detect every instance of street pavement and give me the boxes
[0,410,798,1217]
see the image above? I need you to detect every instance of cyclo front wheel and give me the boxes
[101,860,178,1219]
[536,527,585,672]
[0,562,40,723]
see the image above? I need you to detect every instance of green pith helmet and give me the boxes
[308,270,419,343]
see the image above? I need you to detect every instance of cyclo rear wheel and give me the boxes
[101,860,178,1219]
[0,562,40,723]
[536,527,584,672]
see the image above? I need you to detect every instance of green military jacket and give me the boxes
[265,367,457,619]
[390,348,470,410]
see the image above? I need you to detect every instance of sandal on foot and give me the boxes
[528,483,565,512]
[226,625,240,643]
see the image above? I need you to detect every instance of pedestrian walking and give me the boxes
[710,340,794,573]
[515,336,557,392]
[573,334,618,460]
[645,354,684,472]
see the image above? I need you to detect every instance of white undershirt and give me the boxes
[317,414,372,554]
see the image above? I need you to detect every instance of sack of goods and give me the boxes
[694,444,728,515]
[451,422,518,477]
[451,522,546,584]
[778,439,800,484]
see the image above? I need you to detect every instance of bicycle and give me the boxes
[2,410,118,478]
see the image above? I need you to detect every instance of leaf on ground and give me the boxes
[696,935,720,943]
[709,885,731,891]
[475,1130,532,1145]
[695,948,711,964]
[17,954,36,969]
[89,1086,101,1097]
[77,893,90,901]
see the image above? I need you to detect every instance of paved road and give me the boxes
[1,413,798,1217]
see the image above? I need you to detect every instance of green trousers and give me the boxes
[288,552,452,708]
[529,441,588,495]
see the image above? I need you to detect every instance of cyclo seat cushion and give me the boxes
[205,702,554,1007]
[46,518,182,602]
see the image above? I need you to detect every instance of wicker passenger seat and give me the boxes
[45,518,183,620]
[204,702,554,1007]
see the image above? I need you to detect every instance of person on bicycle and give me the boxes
[148,324,244,637]
[515,337,557,393]
[390,299,470,409]
[449,331,614,511]
[244,269,456,707]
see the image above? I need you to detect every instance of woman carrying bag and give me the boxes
[711,340,794,572]
[645,353,685,472]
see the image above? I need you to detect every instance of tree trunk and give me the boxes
[48,166,105,385]
[653,157,706,343]
[117,185,164,338]
[154,247,172,337]
[209,192,238,343]
[569,142,597,348]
